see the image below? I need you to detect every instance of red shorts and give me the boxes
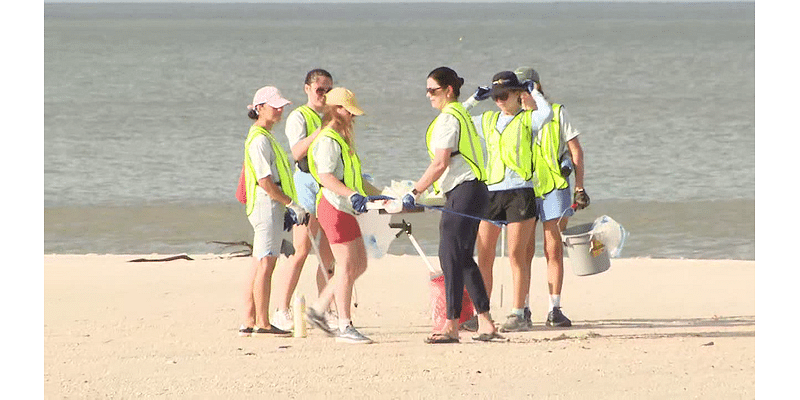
[317,195,362,245]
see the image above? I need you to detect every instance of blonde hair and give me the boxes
[321,104,355,150]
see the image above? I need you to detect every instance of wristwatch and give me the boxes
[411,188,419,196]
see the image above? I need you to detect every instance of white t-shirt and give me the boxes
[428,113,478,194]
[311,135,356,214]
[247,135,277,196]
[553,105,581,158]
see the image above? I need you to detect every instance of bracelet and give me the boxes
[411,188,419,196]
[575,187,585,192]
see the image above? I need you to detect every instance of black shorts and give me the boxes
[484,188,538,224]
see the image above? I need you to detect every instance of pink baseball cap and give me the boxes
[248,86,291,110]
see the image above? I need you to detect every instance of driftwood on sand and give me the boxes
[126,241,253,262]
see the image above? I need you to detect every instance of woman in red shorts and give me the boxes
[305,87,388,344]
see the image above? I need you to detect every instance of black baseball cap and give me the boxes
[491,71,527,98]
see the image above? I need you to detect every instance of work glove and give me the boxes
[473,86,492,101]
[287,201,309,226]
[560,157,573,178]
[283,210,295,232]
[349,193,394,214]
[522,80,538,94]
[402,191,418,210]
[573,188,590,210]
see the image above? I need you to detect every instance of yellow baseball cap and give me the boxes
[325,87,364,116]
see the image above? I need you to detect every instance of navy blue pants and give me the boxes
[438,179,491,320]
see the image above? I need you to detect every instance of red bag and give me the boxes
[235,163,247,204]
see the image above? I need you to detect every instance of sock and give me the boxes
[524,296,530,310]
[549,295,561,310]
[512,308,525,317]
[338,318,352,332]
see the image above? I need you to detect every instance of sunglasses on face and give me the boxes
[315,86,332,95]
[426,86,443,95]
[492,92,510,101]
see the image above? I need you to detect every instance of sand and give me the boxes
[43,254,754,398]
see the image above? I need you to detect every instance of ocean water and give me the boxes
[43,2,755,260]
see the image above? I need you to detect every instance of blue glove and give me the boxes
[349,193,394,214]
[523,80,537,94]
[287,201,309,226]
[283,209,295,232]
[473,86,492,101]
[402,191,417,210]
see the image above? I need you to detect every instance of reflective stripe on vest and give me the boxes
[425,102,486,193]
[307,127,365,205]
[480,109,534,185]
[294,105,321,173]
[244,125,297,216]
[532,103,569,197]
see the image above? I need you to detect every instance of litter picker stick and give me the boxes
[389,221,440,276]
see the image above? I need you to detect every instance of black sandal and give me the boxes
[425,333,460,344]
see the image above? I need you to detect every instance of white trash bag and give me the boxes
[589,215,629,258]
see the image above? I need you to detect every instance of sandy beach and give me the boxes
[44,254,754,398]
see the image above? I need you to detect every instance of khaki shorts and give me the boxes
[247,190,284,259]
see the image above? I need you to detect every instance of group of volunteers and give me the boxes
[237,65,589,345]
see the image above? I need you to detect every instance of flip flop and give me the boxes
[471,332,507,342]
[425,333,460,344]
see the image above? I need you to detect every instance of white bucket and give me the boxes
[561,223,611,276]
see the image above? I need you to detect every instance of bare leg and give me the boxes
[476,221,501,297]
[330,238,368,321]
[273,214,337,314]
[506,218,536,310]
[274,222,313,311]
[544,217,569,296]
[243,255,278,328]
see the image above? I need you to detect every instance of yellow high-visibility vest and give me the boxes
[532,103,569,197]
[481,109,534,185]
[244,125,297,216]
[425,101,486,193]
[307,126,365,206]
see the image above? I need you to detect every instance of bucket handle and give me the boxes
[559,203,582,246]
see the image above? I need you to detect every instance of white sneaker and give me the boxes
[272,309,293,332]
[335,324,373,344]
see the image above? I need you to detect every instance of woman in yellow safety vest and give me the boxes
[304,87,389,344]
[467,71,553,334]
[272,69,337,333]
[239,86,308,337]
[402,66,501,344]
[515,66,590,329]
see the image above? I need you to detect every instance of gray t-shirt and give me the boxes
[247,135,277,196]
[285,107,322,150]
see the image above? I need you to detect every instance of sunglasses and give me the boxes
[315,86,333,95]
[492,92,510,101]
[426,86,443,95]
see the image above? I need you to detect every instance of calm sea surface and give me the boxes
[44,2,755,260]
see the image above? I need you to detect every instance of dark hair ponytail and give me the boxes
[427,66,464,98]
[247,108,259,120]
[305,68,333,85]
